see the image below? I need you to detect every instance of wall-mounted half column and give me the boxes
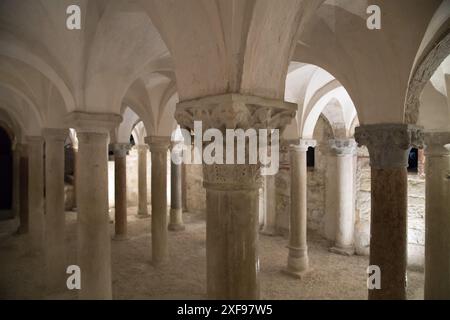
[424,132,450,299]
[66,112,122,299]
[328,139,357,256]
[355,124,423,300]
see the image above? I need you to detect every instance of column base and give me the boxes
[168,223,185,231]
[112,234,129,241]
[260,226,277,236]
[282,267,312,279]
[329,245,355,256]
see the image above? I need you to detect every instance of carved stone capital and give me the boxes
[136,144,148,152]
[203,163,261,190]
[111,143,130,158]
[290,139,316,153]
[355,124,424,169]
[65,111,122,134]
[145,136,170,153]
[424,131,450,157]
[42,128,69,142]
[175,94,296,133]
[329,139,357,156]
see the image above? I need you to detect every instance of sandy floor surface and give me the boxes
[0,208,424,300]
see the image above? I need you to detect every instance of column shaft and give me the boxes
[113,144,129,240]
[355,123,423,300]
[260,174,277,236]
[169,143,184,231]
[137,145,149,217]
[77,132,112,299]
[329,139,356,255]
[17,144,29,234]
[43,129,68,293]
[284,140,314,278]
[424,132,450,299]
[147,137,170,265]
[27,136,45,252]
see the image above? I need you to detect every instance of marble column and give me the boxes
[67,111,122,299]
[112,143,129,240]
[328,139,357,256]
[27,136,45,252]
[146,136,170,265]
[72,145,78,210]
[355,124,423,300]
[181,162,188,212]
[169,141,185,231]
[423,132,450,299]
[16,144,29,234]
[175,94,296,299]
[260,174,277,236]
[43,128,68,293]
[284,139,316,278]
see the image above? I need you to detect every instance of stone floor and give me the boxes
[0,207,424,300]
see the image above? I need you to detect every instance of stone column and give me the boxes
[137,144,149,217]
[16,144,29,234]
[12,143,20,220]
[175,94,296,300]
[43,128,68,293]
[112,143,129,240]
[67,112,122,299]
[169,141,185,231]
[146,136,170,265]
[260,174,277,236]
[328,139,357,256]
[72,145,78,210]
[355,124,423,300]
[27,136,45,252]
[423,132,450,299]
[283,139,316,278]
[181,162,188,212]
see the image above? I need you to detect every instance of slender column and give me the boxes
[328,139,357,256]
[43,128,68,293]
[112,143,129,240]
[146,136,170,265]
[181,162,188,212]
[137,144,149,217]
[16,144,29,234]
[175,93,296,300]
[283,139,316,278]
[67,111,122,299]
[27,136,45,252]
[12,143,20,220]
[169,140,185,231]
[424,132,450,299]
[260,174,277,235]
[355,124,423,300]
[72,145,78,210]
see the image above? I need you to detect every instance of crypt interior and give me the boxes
[0,0,450,300]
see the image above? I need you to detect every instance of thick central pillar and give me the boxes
[67,112,122,299]
[328,139,357,256]
[169,140,185,231]
[43,128,68,293]
[175,93,296,300]
[355,124,423,300]
[284,139,316,278]
[137,144,149,217]
[112,143,129,240]
[423,132,450,299]
[146,136,170,265]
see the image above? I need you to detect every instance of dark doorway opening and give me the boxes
[0,126,13,220]
[408,148,418,173]
[307,146,315,168]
